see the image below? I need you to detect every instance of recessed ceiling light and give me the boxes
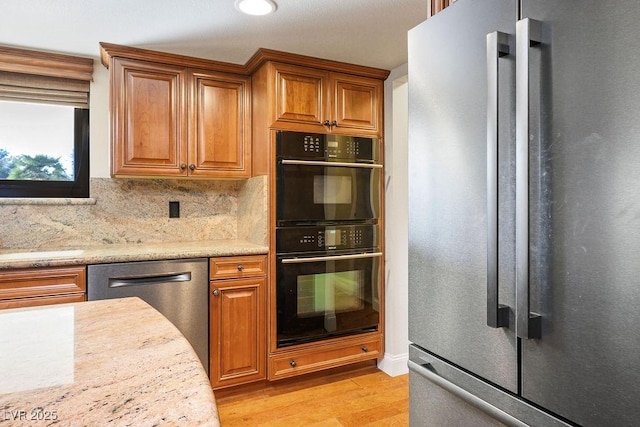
[234,0,277,16]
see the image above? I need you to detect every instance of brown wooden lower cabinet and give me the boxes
[268,334,382,381]
[209,255,267,389]
[0,266,86,309]
[0,293,85,310]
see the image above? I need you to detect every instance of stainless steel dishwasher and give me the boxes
[87,258,209,375]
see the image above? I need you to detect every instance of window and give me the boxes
[0,45,93,198]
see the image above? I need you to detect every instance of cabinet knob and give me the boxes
[361,345,368,352]
[289,360,297,368]
[212,289,220,296]
[330,120,338,127]
[237,264,244,271]
[322,120,331,126]
[180,163,187,170]
[189,164,196,171]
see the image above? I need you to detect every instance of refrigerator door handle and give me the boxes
[486,31,511,328]
[408,360,529,427]
[515,18,542,339]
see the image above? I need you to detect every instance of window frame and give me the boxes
[0,45,93,199]
[0,108,90,198]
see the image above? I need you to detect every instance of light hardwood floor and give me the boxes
[215,361,409,426]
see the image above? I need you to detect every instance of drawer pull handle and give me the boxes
[361,346,368,352]
[290,360,297,368]
[237,264,244,271]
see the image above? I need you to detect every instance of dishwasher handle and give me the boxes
[109,272,192,288]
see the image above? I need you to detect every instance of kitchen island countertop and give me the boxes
[0,297,219,426]
[0,239,268,270]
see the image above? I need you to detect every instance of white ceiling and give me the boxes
[0,0,428,71]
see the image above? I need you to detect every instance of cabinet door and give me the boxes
[273,63,328,129]
[189,71,251,177]
[111,58,187,177]
[210,277,266,389]
[330,73,382,135]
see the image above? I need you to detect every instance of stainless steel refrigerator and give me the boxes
[407,0,640,425]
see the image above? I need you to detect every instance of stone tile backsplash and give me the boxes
[1,177,267,250]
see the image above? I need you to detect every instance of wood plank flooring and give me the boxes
[215,361,409,426]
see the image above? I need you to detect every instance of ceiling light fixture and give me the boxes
[234,0,277,16]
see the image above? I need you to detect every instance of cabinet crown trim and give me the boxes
[99,42,247,74]
[245,48,390,80]
[99,43,390,80]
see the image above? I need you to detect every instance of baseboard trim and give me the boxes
[378,352,409,376]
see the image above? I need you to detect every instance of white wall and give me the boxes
[379,64,409,376]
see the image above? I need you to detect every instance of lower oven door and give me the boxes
[276,251,382,348]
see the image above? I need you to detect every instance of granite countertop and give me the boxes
[0,297,220,426]
[0,239,269,270]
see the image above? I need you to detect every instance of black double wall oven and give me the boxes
[275,130,382,348]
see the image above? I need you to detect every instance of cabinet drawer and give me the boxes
[0,293,86,309]
[0,266,86,300]
[209,255,267,280]
[269,335,382,380]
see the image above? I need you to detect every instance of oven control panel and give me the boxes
[276,130,378,163]
[302,135,322,154]
[277,224,377,253]
[326,139,362,158]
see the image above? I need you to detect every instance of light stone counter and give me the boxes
[0,240,268,270]
[0,297,219,426]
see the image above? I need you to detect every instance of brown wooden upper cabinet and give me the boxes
[189,70,251,177]
[428,0,457,17]
[101,44,251,178]
[265,62,382,135]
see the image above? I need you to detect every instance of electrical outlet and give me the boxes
[169,201,180,218]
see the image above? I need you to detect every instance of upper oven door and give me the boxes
[276,160,382,224]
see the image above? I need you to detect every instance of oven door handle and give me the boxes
[281,252,383,264]
[280,159,383,169]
